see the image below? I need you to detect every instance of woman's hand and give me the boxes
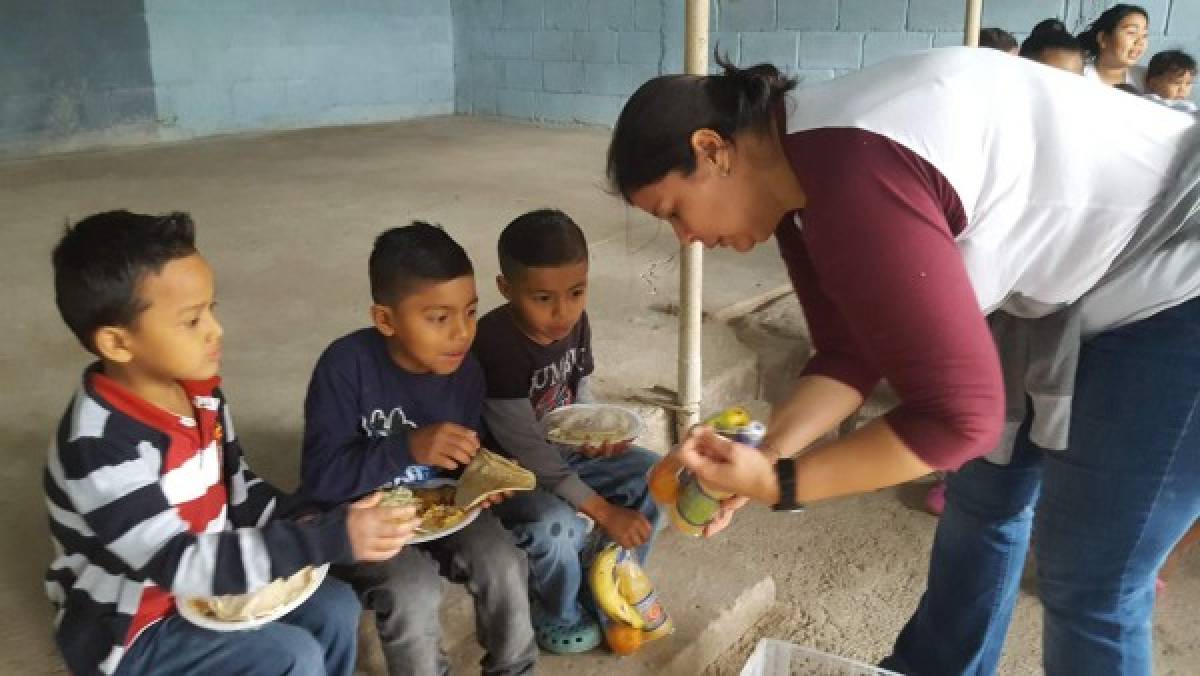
[677,426,780,505]
[702,495,751,537]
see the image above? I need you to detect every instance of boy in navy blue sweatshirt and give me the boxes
[301,223,536,676]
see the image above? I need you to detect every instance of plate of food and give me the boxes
[541,404,644,447]
[380,451,537,544]
[179,563,329,631]
[381,479,480,545]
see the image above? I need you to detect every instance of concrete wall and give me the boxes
[0,1,158,156]
[450,0,1200,126]
[145,0,453,139]
[0,0,454,157]
[5,1,1197,157]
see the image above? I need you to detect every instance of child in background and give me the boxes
[1020,19,1085,74]
[979,27,1018,54]
[301,223,536,676]
[45,211,411,676]
[1144,49,1198,113]
[473,209,662,653]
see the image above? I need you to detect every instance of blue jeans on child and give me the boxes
[881,297,1200,676]
[115,576,360,676]
[494,447,663,624]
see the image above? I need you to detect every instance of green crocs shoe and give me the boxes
[532,606,602,654]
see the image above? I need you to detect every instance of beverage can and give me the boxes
[732,421,766,448]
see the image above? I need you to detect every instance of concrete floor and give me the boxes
[2,116,1196,674]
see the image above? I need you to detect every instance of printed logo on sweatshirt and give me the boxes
[361,407,418,438]
[362,408,435,486]
[533,384,574,420]
[383,465,437,487]
[528,347,587,398]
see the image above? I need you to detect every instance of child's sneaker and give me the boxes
[532,604,602,654]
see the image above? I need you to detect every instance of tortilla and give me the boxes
[378,486,421,509]
[188,566,317,622]
[455,448,536,510]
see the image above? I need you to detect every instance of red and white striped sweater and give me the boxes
[44,365,353,675]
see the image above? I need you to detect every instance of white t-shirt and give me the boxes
[785,47,1194,323]
[1084,62,1147,91]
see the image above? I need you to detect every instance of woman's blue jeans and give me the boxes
[882,297,1200,676]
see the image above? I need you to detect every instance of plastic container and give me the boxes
[648,407,767,537]
[739,639,901,676]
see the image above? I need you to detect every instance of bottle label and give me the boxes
[675,473,721,527]
[631,589,668,631]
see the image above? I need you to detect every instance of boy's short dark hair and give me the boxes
[979,28,1018,52]
[497,209,589,280]
[369,221,474,305]
[1148,49,1197,80]
[52,210,197,354]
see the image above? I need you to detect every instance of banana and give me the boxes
[588,544,645,630]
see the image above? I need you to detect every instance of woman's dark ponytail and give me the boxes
[714,53,796,136]
[606,52,796,200]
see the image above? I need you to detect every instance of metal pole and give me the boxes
[677,0,708,436]
[964,0,983,47]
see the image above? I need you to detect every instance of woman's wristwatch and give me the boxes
[770,457,806,513]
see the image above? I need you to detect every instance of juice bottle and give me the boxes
[651,407,767,537]
[613,548,674,641]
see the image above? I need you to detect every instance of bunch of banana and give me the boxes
[589,544,645,629]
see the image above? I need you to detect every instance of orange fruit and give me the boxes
[605,622,643,656]
[648,467,680,504]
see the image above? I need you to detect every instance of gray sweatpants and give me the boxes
[342,511,538,676]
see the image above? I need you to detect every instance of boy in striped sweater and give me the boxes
[44,210,418,676]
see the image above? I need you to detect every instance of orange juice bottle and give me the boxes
[613,548,674,641]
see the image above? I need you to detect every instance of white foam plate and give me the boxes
[178,563,329,632]
[540,403,644,446]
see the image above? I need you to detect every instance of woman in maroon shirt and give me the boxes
[606,57,1200,676]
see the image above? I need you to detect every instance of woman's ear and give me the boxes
[690,129,732,177]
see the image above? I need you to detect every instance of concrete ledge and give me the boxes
[432,527,776,676]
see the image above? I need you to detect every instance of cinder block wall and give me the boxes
[1,0,455,158]
[4,1,1197,158]
[450,0,1200,127]
[145,0,454,138]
